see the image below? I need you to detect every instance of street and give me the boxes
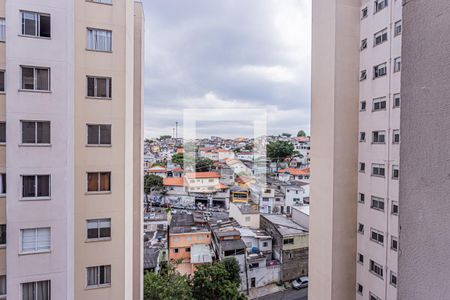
[257,288,308,300]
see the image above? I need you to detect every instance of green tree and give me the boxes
[144,174,163,195]
[144,263,193,300]
[267,141,295,169]
[281,133,292,138]
[195,158,214,172]
[172,153,184,165]
[192,262,245,300]
[159,135,172,140]
[222,257,241,285]
[297,130,306,137]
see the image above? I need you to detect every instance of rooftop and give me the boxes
[261,214,308,236]
[185,172,221,179]
[237,204,259,215]
[292,205,310,216]
[191,244,213,264]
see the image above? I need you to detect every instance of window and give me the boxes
[373,63,387,79]
[283,238,294,245]
[391,201,399,215]
[371,164,385,177]
[21,67,50,91]
[244,216,251,222]
[360,70,367,81]
[372,131,385,144]
[358,193,365,203]
[359,162,365,173]
[86,265,111,287]
[87,76,112,98]
[370,229,384,245]
[22,280,50,300]
[0,224,5,246]
[393,129,400,144]
[374,0,388,13]
[0,19,5,42]
[360,38,367,51]
[393,93,401,108]
[357,253,364,264]
[251,277,256,288]
[392,165,399,179]
[21,11,51,38]
[186,247,191,252]
[21,227,51,253]
[0,70,5,92]
[373,28,388,46]
[371,196,385,211]
[394,20,402,36]
[391,236,398,251]
[357,283,363,295]
[0,174,5,196]
[87,172,111,192]
[359,132,366,142]
[394,57,401,73]
[361,7,368,19]
[21,121,50,144]
[360,101,367,111]
[357,223,364,234]
[0,275,5,297]
[89,0,113,4]
[87,28,112,52]
[390,271,398,287]
[87,124,111,145]
[22,175,50,199]
[87,219,111,240]
[370,292,382,300]
[262,241,268,247]
[369,259,383,278]
[174,248,179,253]
[373,97,387,111]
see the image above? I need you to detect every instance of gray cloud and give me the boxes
[143,0,311,138]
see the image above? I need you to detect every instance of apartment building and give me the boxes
[0,0,144,299]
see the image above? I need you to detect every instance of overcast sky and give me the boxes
[143,0,311,138]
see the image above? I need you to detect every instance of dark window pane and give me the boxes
[22,176,36,198]
[87,173,99,192]
[22,12,36,36]
[37,175,50,197]
[99,226,110,238]
[87,227,98,239]
[0,225,6,245]
[37,122,50,144]
[0,71,4,92]
[36,280,50,300]
[109,78,112,98]
[96,78,107,98]
[36,68,49,91]
[99,125,111,145]
[39,15,51,38]
[0,122,5,143]
[22,122,36,143]
[87,77,95,97]
[22,67,35,90]
[1,174,5,194]
[22,282,35,300]
[100,172,110,191]
[87,125,99,144]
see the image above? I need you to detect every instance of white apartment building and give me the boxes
[0,0,144,299]
[357,0,401,299]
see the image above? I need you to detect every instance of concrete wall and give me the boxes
[309,0,360,299]
[399,1,450,299]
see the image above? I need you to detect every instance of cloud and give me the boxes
[142,0,311,138]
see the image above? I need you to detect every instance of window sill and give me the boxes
[85,284,111,290]
[0,143,5,146]
[370,239,384,246]
[20,197,51,201]
[18,89,52,94]
[19,143,51,147]
[19,249,51,256]
[0,195,5,198]
[371,175,385,178]
[86,0,113,6]
[0,92,5,95]
[85,191,112,195]
[369,271,383,280]
[85,48,113,54]
[85,237,112,243]
[18,34,51,40]
[85,96,112,101]
[86,144,112,148]
[371,142,386,145]
[0,244,5,249]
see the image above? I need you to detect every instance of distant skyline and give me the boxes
[143,0,311,138]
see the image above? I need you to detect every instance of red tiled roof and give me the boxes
[170,167,184,173]
[185,172,220,179]
[147,167,167,173]
[163,177,184,187]
[278,168,310,176]
[215,183,228,189]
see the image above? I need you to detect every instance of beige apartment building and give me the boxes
[0,0,144,299]
[310,0,401,300]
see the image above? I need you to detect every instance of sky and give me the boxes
[143,0,311,139]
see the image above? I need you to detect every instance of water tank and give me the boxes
[251,247,259,253]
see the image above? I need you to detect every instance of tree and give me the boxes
[222,257,241,285]
[144,174,163,195]
[267,141,295,169]
[192,262,245,300]
[159,135,172,140]
[297,130,306,137]
[281,133,292,138]
[172,153,184,166]
[144,263,193,300]
[195,158,214,172]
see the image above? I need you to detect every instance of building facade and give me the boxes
[1,0,144,299]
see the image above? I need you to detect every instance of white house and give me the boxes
[283,181,310,215]
[291,205,310,230]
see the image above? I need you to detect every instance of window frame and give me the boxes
[360,38,367,51]
[392,129,400,144]
[373,62,387,79]
[361,7,368,19]
[86,28,112,52]
[86,0,113,5]
[20,227,51,254]
[394,57,401,73]
[360,70,367,81]
[86,124,112,146]
[21,280,51,300]
[359,132,366,142]
[0,173,5,196]
[372,97,387,111]
[373,28,388,47]
[371,196,385,212]
[20,10,51,39]
[370,228,384,245]
[357,252,364,264]
[371,163,386,177]
[357,223,364,234]
[20,120,51,145]
[372,130,386,144]
[374,0,388,14]
[394,20,402,37]
[86,76,112,99]
[360,101,367,111]
[369,259,384,279]
[391,201,399,215]
[86,265,111,288]
[21,175,51,200]
[0,274,5,297]
[86,218,112,241]
[0,122,5,144]
[393,93,401,108]
[0,224,6,246]
[20,66,51,92]
[358,193,365,204]
[0,18,5,42]
[359,162,366,173]
[390,271,398,287]
[392,165,399,180]
[86,172,111,193]
[391,236,398,251]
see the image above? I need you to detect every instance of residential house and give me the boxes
[291,206,309,230]
[229,203,260,229]
[283,181,310,214]
[277,168,310,182]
